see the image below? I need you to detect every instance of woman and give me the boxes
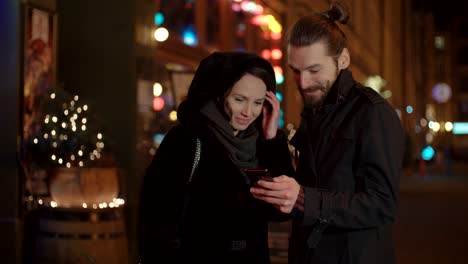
[138,51,293,264]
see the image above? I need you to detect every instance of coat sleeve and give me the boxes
[138,125,195,261]
[302,102,404,231]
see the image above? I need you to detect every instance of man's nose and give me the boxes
[297,72,309,90]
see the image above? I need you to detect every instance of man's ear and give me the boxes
[338,47,350,70]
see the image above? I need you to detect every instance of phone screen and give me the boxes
[244,168,273,185]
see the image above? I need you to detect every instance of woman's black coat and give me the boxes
[139,124,293,264]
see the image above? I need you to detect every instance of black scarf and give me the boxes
[200,100,259,169]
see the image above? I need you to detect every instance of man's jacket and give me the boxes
[289,69,404,264]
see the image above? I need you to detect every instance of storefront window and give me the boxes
[160,0,196,45]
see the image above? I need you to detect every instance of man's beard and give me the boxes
[301,82,330,108]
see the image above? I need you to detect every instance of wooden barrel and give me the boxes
[35,207,128,264]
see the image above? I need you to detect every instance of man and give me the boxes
[250,1,404,264]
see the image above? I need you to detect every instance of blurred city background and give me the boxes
[1,0,468,263]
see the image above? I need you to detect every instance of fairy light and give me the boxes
[97,133,103,140]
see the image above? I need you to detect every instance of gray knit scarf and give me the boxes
[200,100,259,169]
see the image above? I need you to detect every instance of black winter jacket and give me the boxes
[288,69,404,264]
[139,124,293,264]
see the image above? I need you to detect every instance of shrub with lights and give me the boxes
[23,88,113,171]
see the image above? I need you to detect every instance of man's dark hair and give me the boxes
[287,1,350,58]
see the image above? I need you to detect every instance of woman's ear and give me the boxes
[338,48,350,70]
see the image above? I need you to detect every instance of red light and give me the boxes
[153,97,165,111]
[261,49,271,60]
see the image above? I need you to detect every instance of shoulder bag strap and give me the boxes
[174,137,201,247]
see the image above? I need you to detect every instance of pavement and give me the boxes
[400,161,468,194]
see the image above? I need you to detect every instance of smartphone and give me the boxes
[244,168,273,185]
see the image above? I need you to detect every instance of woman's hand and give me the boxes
[262,90,280,140]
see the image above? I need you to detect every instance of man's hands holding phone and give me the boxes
[249,175,301,214]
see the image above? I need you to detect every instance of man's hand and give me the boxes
[250,175,301,213]
[262,90,281,140]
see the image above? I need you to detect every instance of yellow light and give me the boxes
[169,110,178,121]
[432,122,441,132]
[82,203,88,208]
[64,110,69,115]
[78,150,83,156]
[153,82,163,96]
[51,201,58,208]
[81,125,87,131]
[154,27,169,42]
[268,18,282,33]
[74,95,79,101]
[83,105,88,111]
[50,93,56,99]
[58,158,63,164]
[77,107,82,113]
[52,116,58,123]
[61,122,67,128]
[445,122,453,132]
[33,138,38,144]
[79,161,84,167]
[82,118,87,124]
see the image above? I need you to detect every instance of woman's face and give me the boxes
[224,73,267,135]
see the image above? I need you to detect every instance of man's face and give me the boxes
[287,42,341,108]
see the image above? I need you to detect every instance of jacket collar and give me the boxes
[323,68,355,105]
[300,69,355,117]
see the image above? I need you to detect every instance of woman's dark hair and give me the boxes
[287,1,349,58]
[223,66,276,99]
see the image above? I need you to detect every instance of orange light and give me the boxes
[271,32,282,40]
[271,49,282,60]
[273,66,283,75]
